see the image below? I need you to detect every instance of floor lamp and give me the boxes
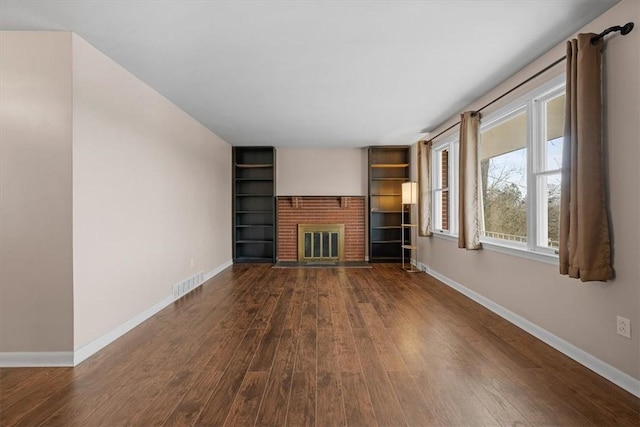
[401,182,419,272]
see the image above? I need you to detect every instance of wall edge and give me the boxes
[0,352,74,367]
[416,261,640,398]
[73,259,232,366]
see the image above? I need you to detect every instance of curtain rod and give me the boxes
[591,21,634,44]
[426,22,635,142]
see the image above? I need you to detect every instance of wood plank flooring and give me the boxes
[1,264,639,426]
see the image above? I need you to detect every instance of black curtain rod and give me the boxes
[426,22,634,142]
[591,21,634,44]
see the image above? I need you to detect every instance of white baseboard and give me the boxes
[0,260,233,368]
[0,352,74,367]
[416,262,640,398]
[205,259,233,282]
[74,259,232,365]
[73,294,175,365]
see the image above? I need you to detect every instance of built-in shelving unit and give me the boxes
[368,146,410,262]
[233,147,276,263]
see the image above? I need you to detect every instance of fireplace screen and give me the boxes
[298,224,345,262]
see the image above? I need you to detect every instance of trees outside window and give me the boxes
[479,79,565,255]
[431,75,565,259]
[480,109,528,244]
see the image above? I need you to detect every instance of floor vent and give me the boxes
[172,271,205,299]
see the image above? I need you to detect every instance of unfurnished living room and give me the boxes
[1,0,639,425]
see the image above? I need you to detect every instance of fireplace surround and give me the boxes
[277,196,365,262]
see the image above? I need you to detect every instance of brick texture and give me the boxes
[277,196,366,261]
[442,149,449,231]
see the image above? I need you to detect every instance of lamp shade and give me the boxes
[402,182,417,204]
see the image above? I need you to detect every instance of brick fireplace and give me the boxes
[276,196,366,261]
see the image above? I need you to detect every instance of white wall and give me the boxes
[0,31,232,359]
[72,34,232,350]
[417,0,639,381]
[0,32,74,352]
[276,148,367,196]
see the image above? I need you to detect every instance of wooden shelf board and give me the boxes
[401,224,418,227]
[235,163,273,168]
[371,163,409,168]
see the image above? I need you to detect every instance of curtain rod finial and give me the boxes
[621,22,634,36]
[591,22,635,44]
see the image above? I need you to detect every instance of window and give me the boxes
[430,75,565,260]
[431,136,458,234]
[535,91,565,250]
[480,109,528,245]
[479,76,565,255]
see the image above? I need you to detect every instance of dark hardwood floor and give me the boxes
[1,264,639,426]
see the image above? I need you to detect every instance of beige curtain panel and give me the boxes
[559,33,613,282]
[418,140,433,237]
[458,112,481,250]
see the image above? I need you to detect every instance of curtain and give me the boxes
[418,140,432,237]
[458,112,481,250]
[559,33,612,282]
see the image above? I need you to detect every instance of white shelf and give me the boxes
[402,214,417,271]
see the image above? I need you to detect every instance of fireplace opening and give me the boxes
[298,224,345,262]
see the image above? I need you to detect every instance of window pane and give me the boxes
[441,189,449,231]
[538,173,561,248]
[434,189,449,231]
[481,111,528,244]
[441,149,448,188]
[433,148,450,232]
[546,137,563,171]
[435,149,449,189]
[545,94,565,171]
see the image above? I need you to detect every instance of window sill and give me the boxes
[428,232,558,266]
[480,240,558,266]
[431,231,457,242]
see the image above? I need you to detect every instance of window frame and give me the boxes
[532,87,565,254]
[478,105,530,250]
[478,74,565,260]
[431,134,458,236]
